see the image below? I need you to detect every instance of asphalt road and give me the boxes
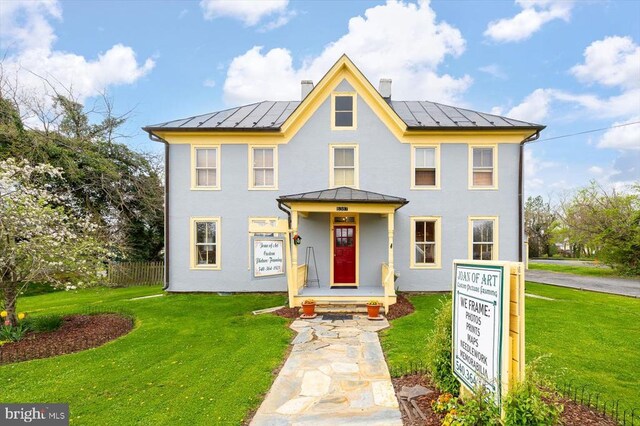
[526,269,640,298]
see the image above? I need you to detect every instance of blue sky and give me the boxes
[1,0,639,198]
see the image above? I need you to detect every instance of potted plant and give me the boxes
[301,299,316,317]
[366,300,381,319]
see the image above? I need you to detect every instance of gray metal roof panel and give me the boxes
[277,187,408,205]
[144,99,543,132]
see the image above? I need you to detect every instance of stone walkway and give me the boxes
[251,315,402,425]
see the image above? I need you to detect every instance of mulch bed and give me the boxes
[274,306,300,319]
[386,294,416,320]
[0,314,133,365]
[393,374,444,426]
[392,373,619,426]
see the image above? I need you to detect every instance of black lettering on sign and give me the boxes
[336,206,348,211]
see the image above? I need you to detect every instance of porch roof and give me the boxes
[277,187,409,206]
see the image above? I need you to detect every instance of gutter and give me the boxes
[518,130,542,263]
[146,130,170,291]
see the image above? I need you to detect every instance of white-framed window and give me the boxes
[469,216,499,260]
[331,92,357,129]
[411,145,440,189]
[330,144,359,188]
[249,146,278,190]
[190,217,220,269]
[469,145,497,189]
[410,217,442,269]
[191,146,220,190]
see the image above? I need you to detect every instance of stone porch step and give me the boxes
[305,303,386,314]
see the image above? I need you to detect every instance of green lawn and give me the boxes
[528,262,624,278]
[381,284,640,410]
[2,287,292,425]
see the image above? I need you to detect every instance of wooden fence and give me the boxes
[106,261,164,287]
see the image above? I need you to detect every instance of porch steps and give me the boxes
[309,303,386,314]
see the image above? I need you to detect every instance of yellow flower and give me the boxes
[0,311,6,318]
[18,312,26,320]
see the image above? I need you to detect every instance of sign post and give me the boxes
[452,260,525,408]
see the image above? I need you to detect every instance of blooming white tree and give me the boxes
[0,158,110,325]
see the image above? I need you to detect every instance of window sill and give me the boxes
[190,186,221,191]
[468,186,498,191]
[190,266,221,271]
[410,264,442,270]
[411,186,441,191]
[248,186,278,191]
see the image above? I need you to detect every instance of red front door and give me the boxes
[333,225,356,284]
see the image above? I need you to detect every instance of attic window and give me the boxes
[332,93,357,129]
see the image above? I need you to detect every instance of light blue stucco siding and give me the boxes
[167,79,521,292]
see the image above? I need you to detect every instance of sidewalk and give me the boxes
[526,270,640,298]
[250,315,402,426]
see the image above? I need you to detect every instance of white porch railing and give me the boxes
[296,264,307,291]
[381,262,395,307]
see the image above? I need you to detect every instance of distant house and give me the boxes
[143,55,544,309]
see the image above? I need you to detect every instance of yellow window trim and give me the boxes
[410,144,441,190]
[329,212,360,287]
[247,216,280,270]
[468,144,498,190]
[329,143,359,189]
[191,145,221,190]
[331,92,357,130]
[248,145,278,190]
[190,216,221,270]
[468,216,499,260]
[410,216,442,269]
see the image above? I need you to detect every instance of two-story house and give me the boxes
[143,55,544,310]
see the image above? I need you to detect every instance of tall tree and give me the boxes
[0,88,163,261]
[560,182,640,274]
[524,196,558,258]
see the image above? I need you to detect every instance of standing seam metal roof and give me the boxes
[277,187,409,205]
[143,99,543,131]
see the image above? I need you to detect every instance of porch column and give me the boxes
[291,209,299,286]
[387,212,394,269]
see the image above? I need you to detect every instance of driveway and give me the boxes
[526,269,640,298]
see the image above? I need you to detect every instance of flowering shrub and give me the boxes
[432,393,457,414]
[0,159,112,325]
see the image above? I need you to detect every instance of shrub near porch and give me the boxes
[381,284,640,412]
[2,287,292,425]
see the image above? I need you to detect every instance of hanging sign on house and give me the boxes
[253,239,285,277]
[452,260,518,405]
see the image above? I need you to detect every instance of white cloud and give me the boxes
[0,0,61,51]
[588,165,605,176]
[598,117,640,150]
[258,10,297,32]
[0,1,154,125]
[223,0,471,105]
[479,64,507,79]
[200,0,288,26]
[524,149,557,191]
[506,88,552,122]
[203,79,216,88]
[484,0,573,43]
[570,36,640,89]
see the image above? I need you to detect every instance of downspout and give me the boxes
[518,130,541,262]
[147,131,170,291]
[277,200,292,229]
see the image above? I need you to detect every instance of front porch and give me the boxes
[277,187,408,311]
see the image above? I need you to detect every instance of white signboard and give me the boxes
[452,262,507,404]
[253,239,285,277]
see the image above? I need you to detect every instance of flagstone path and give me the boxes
[251,315,402,426]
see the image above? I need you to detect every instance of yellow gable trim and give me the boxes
[154,55,539,145]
